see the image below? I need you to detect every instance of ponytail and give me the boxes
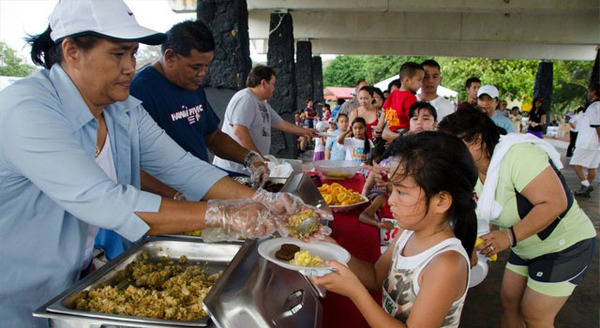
[27,25,61,69]
[450,196,477,255]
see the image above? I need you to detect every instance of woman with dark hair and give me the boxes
[313,132,478,327]
[349,86,380,141]
[0,1,324,326]
[438,107,596,327]
[527,96,546,138]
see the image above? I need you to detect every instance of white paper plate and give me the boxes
[328,194,369,212]
[258,237,350,276]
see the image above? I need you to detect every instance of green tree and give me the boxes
[324,55,593,115]
[0,42,36,77]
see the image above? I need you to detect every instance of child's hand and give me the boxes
[309,260,366,299]
[363,164,390,186]
[378,221,395,230]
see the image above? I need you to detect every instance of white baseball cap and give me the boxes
[477,85,499,99]
[49,0,166,45]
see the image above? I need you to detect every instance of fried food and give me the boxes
[275,243,301,261]
[72,252,220,321]
[286,210,320,238]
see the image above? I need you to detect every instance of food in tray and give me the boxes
[317,183,364,206]
[286,209,320,238]
[72,252,221,321]
[182,229,202,236]
[289,250,324,267]
[323,172,353,180]
[275,243,301,260]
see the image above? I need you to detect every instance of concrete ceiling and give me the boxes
[169,0,599,61]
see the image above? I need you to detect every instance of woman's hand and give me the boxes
[476,230,511,258]
[309,260,367,300]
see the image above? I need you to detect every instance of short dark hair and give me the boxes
[323,103,331,110]
[589,82,600,96]
[354,79,367,87]
[162,20,215,55]
[246,65,275,87]
[421,59,441,71]
[399,62,424,81]
[409,101,438,122]
[387,79,401,93]
[465,77,481,89]
[337,98,346,106]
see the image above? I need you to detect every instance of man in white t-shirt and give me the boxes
[213,65,317,175]
[417,60,456,122]
[570,83,600,197]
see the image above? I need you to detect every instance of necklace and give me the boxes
[95,146,100,157]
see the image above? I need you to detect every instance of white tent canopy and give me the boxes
[374,75,458,100]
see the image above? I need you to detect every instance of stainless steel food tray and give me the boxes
[34,236,247,327]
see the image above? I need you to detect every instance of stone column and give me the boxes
[196,0,251,90]
[296,41,313,114]
[533,61,553,131]
[267,13,296,158]
[590,48,599,88]
[312,56,324,116]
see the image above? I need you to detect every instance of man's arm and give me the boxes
[273,120,318,138]
[231,124,262,155]
[206,129,251,164]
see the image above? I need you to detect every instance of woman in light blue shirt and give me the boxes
[0,1,320,326]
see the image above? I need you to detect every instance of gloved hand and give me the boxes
[203,198,281,242]
[253,189,333,239]
[247,154,270,189]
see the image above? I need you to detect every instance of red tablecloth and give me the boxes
[309,172,382,328]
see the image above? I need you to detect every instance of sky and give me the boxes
[0,0,269,64]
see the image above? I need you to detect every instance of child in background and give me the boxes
[311,132,478,328]
[322,104,332,122]
[312,121,329,161]
[359,143,394,231]
[325,114,348,160]
[337,117,373,163]
[378,62,425,143]
[360,102,439,238]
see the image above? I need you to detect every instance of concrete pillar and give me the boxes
[312,56,324,116]
[267,13,297,158]
[590,48,599,88]
[533,61,553,130]
[196,0,251,90]
[296,41,313,113]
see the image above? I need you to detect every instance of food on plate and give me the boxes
[275,243,301,261]
[286,210,320,238]
[72,252,221,321]
[289,250,324,267]
[317,183,364,206]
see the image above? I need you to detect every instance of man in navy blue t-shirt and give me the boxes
[130,20,268,190]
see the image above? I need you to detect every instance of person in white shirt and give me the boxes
[417,59,456,122]
[570,84,600,197]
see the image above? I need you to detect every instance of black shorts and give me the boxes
[507,237,597,296]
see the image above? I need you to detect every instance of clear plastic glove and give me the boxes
[203,199,279,242]
[253,189,333,239]
[248,155,270,189]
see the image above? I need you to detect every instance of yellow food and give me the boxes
[318,183,364,206]
[73,252,221,320]
[286,210,319,238]
[475,237,498,261]
[289,250,324,267]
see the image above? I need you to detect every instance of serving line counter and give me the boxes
[34,173,328,328]
[307,172,382,328]
[33,172,380,328]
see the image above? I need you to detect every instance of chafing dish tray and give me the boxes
[34,236,248,327]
